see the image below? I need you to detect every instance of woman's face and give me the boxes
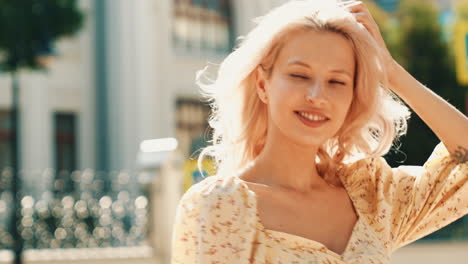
[258,30,356,148]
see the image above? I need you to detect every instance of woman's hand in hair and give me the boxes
[340,1,398,78]
[341,1,468,160]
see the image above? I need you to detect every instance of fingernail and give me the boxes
[339,1,362,8]
[338,0,362,4]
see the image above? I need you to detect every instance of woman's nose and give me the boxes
[305,79,327,105]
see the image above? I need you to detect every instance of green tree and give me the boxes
[0,1,83,262]
[383,0,465,167]
[0,0,84,71]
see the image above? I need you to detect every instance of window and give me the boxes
[173,0,234,55]
[53,113,77,173]
[0,111,14,250]
[0,111,13,169]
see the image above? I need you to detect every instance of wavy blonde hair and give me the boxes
[197,0,410,183]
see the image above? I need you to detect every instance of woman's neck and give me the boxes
[244,132,331,193]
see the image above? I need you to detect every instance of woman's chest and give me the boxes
[253,223,391,264]
[256,186,358,254]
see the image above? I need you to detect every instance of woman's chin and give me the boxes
[287,135,328,150]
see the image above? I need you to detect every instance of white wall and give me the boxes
[22,247,155,264]
[77,0,97,171]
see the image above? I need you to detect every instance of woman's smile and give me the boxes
[294,111,330,128]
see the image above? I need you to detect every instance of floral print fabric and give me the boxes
[171,142,467,264]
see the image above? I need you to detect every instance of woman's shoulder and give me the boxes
[179,174,253,211]
[183,174,246,196]
[337,155,390,185]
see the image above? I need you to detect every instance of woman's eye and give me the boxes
[330,80,346,85]
[289,75,346,85]
[290,74,309,80]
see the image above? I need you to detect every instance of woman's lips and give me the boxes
[294,111,329,128]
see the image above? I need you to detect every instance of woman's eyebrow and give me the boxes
[287,59,353,79]
[330,69,353,79]
[287,59,311,68]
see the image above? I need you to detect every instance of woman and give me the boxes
[171,0,468,263]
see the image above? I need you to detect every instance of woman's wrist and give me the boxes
[387,60,407,93]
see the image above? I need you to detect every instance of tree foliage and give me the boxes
[371,0,466,167]
[0,0,84,72]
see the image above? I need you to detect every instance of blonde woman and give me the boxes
[171,0,468,263]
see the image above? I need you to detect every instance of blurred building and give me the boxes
[0,0,279,180]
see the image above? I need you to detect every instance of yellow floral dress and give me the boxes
[171,142,467,264]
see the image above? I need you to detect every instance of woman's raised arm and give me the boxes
[387,62,468,163]
[343,0,468,162]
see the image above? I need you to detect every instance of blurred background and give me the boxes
[0,0,466,263]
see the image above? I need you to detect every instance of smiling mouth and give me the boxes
[294,111,330,128]
[294,111,330,121]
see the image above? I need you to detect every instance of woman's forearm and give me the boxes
[388,61,468,163]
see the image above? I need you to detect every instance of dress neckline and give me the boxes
[232,174,362,260]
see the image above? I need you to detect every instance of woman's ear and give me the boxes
[256,66,268,104]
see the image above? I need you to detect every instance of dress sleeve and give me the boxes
[344,142,467,253]
[170,176,258,264]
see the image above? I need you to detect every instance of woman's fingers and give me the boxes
[338,1,395,69]
[342,2,378,31]
[353,13,376,35]
[338,0,361,4]
[339,1,370,15]
[338,0,363,8]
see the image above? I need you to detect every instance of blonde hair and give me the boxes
[197,0,410,183]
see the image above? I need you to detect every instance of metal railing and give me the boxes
[0,168,149,251]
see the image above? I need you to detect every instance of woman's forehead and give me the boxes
[275,30,356,74]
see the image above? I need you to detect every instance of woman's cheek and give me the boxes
[335,89,354,117]
[341,88,354,106]
[271,80,296,99]
[279,78,306,96]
